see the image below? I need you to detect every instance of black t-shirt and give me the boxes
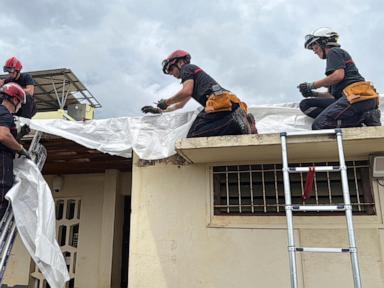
[3,73,36,118]
[4,72,34,88]
[325,47,365,98]
[180,64,224,107]
[0,105,16,155]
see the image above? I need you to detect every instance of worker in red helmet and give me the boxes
[0,83,31,219]
[141,50,257,137]
[0,57,36,120]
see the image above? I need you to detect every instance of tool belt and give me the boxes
[205,91,248,113]
[342,81,379,105]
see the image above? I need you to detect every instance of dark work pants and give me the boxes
[0,152,14,220]
[299,96,377,130]
[187,105,250,138]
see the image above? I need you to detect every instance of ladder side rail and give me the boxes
[0,223,16,281]
[280,133,299,288]
[335,129,362,288]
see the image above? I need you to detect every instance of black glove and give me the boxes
[156,99,169,110]
[141,105,162,114]
[17,146,32,160]
[298,82,315,98]
[16,124,31,141]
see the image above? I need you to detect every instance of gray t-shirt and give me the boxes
[325,47,365,99]
[181,64,223,107]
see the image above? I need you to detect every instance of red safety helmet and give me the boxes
[3,57,23,73]
[0,82,26,104]
[162,50,191,74]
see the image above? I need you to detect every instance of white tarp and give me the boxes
[6,158,70,288]
[19,101,383,160]
[9,101,382,288]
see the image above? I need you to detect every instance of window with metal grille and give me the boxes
[213,161,375,215]
[30,198,80,288]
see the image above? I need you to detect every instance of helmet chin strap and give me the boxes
[318,41,327,59]
[11,99,20,113]
[321,47,326,59]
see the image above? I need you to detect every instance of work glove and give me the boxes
[298,82,315,98]
[17,146,32,160]
[16,124,31,141]
[156,99,169,110]
[141,105,162,114]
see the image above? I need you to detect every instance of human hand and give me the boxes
[156,99,168,110]
[17,146,32,159]
[298,82,315,98]
[141,105,162,114]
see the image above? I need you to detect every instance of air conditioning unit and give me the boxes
[372,156,384,178]
[67,104,95,121]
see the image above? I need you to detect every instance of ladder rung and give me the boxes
[281,129,339,137]
[290,204,345,212]
[288,166,340,173]
[294,247,351,253]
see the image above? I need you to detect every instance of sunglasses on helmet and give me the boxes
[3,66,15,73]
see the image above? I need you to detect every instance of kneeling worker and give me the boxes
[298,28,381,129]
[142,50,257,137]
[0,83,31,219]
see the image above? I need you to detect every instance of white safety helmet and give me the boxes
[304,27,339,49]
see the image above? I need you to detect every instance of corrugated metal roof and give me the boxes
[1,68,102,112]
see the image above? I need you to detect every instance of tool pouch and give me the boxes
[205,91,248,113]
[343,81,379,104]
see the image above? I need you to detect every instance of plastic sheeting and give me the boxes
[20,101,383,161]
[20,110,200,160]
[9,101,383,287]
[6,158,70,288]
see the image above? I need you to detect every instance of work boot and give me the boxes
[246,113,258,134]
[232,108,251,134]
[361,109,381,126]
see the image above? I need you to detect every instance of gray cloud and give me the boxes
[0,0,383,118]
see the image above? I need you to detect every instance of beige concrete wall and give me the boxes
[129,154,384,288]
[4,171,132,288]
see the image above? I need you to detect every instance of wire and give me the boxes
[378,179,384,187]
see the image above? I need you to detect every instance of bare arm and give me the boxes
[0,126,22,151]
[24,84,34,96]
[313,69,344,89]
[313,91,335,98]
[164,96,191,112]
[164,79,194,106]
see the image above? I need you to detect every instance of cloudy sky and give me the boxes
[1,0,383,118]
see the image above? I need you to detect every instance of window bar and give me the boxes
[326,161,333,204]
[225,166,230,214]
[274,164,280,212]
[249,165,255,214]
[237,166,242,213]
[261,164,267,213]
[352,161,362,212]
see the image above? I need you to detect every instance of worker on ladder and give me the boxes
[298,27,381,129]
[0,57,37,139]
[0,83,31,219]
[141,50,257,136]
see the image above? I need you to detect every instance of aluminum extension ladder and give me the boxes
[280,128,362,288]
[0,131,47,284]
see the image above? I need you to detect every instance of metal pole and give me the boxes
[280,132,298,288]
[335,129,362,288]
